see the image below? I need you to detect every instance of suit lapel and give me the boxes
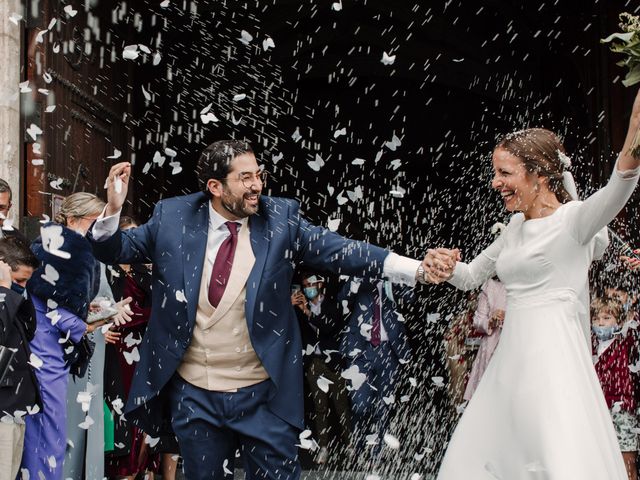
[246,204,269,330]
[183,201,209,327]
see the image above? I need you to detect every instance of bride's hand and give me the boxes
[422,248,460,284]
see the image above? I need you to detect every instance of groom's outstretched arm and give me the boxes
[289,200,420,285]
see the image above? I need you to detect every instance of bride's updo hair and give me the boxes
[496,128,572,204]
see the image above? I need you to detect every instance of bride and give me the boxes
[425,90,640,479]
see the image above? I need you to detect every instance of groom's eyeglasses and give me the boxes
[224,171,269,190]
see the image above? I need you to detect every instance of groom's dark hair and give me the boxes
[197,140,253,197]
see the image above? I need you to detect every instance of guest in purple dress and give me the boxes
[20,193,105,480]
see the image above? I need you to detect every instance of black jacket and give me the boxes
[0,287,41,416]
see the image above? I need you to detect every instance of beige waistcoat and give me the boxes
[177,221,269,391]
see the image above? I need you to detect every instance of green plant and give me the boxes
[602,13,640,87]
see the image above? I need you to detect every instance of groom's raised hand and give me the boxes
[422,248,460,284]
[105,162,131,216]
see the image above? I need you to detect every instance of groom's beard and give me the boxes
[221,187,259,218]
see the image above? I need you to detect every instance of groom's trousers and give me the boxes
[168,374,301,479]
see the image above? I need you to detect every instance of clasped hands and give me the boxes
[420,248,461,284]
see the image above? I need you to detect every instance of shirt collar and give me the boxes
[208,202,247,231]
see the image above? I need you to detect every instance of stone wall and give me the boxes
[0,0,21,226]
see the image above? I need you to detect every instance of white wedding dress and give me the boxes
[438,164,639,480]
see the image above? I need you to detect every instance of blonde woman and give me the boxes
[21,193,106,480]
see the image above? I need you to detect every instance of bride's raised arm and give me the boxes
[570,89,640,244]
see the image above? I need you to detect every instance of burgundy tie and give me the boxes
[208,222,239,308]
[371,285,382,347]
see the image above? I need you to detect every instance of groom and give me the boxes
[90,140,451,479]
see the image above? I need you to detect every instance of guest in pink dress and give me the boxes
[463,277,506,401]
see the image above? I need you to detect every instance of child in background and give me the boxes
[592,296,640,480]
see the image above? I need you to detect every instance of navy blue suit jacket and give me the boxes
[90,193,389,434]
[339,279,413,362]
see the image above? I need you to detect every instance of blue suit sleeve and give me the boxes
[90,202,162,265]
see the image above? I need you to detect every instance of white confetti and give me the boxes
[160,0,170,7]
[272,152,283,164]
[381,51,396,65]
[122,45,140,60]
[334,127,347,138]
[170,161,182,175]
[153,151,166,167]
[63,5,77,17]
[431,376,445,387]
[45,105,56,113]
[145,435,160,448]
[239,30,253,45]
[123,332,142,348]
[141,86,151,101]
[223,459,233,475]
[385,134,401,151]
[19,81,31,93]
[262,37,275,51]
[327,218,341,232]
[47,456,57,468]
[78,415,94,430]
[26,123,43,141]
[111,397,124,415]
[341,365,367,390]
[41,224,70,259]
[123,347,140,365]
[165,147,177,157]
[409,377,417,387]
[316,375,334,393]
[153,52,162,65]
[296,429,318,450]
[107,149,122,159]
[76,391,92,413]
[331,1,343,11]
[9,13,23,25]
[365,433,379,445]
[291,127,302,142]
[29,353,43,370]
[175,290,187,303]
[201,112,219,124]
[233,93,247,102]
[383,433,400,449]
[352,158,365,165]
[41,264,60,285]
[26,404,40,415]
[308,154,325,172]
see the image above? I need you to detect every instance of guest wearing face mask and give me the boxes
[291,272,350,466]
[592,296,640,480]
[21,193,107,480]
[0,238,40,480]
